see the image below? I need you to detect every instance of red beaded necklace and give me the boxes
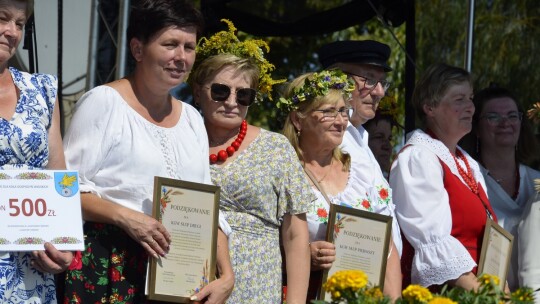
[451,149,479,194]
[209,120,247,164]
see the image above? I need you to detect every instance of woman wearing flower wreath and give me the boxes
[461,86,540,291]
[281,70,402,301]
[389,63,498,291]
[0,0,73,302]
[62,1,234,303]
[189,20,312,303]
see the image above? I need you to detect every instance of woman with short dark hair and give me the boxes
[462,86,540,290]
[62,1,233,303]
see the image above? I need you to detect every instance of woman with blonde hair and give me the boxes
[189,20,312,303]
[281,70,402,301]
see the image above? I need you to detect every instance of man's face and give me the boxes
[337,63,388,127]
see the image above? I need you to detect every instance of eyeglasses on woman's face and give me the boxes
[346,72,391,93]
[313,106,351,119]
[480,111,523,126]
[207,83,257,107]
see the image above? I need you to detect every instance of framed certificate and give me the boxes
[320,204,392,301]
[146,177,220,303]
[0,170,84,251]
[478,218,513,288]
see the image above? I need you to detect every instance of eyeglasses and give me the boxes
[313,106,351,119]
[345,72,391,92]
[208,83,257,107]
[480,112,523,125]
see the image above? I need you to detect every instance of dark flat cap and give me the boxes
[318,40,392,71]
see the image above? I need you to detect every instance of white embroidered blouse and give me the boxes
[389,129,488,286]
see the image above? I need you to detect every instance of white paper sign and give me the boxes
[0,170,84,251]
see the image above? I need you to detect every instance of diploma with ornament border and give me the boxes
[146,176,219,303]
[478,218,513,289]
[320,204,392,301]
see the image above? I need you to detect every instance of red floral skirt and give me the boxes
[62,222,159,304]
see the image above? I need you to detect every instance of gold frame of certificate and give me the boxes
[477,218,514,288]
[147,177,220,303]
[319,204,392,301]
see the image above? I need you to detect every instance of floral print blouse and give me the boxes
[307,159,401,252]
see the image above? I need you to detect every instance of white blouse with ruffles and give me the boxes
[389,129,488,286]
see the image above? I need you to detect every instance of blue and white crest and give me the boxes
[54,171,79,197]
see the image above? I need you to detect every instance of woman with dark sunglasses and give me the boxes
[62,1,234,303]
[189,21,312,304]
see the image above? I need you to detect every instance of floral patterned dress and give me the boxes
[210,129,314,303]
[0,67,58,303]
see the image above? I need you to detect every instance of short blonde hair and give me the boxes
[412,63,471,126]
[189,53,259,92]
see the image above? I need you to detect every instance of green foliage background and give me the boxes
[416,0,540,104]
[193,0,540,133]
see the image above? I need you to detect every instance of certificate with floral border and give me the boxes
[147,177,219,303]
[0,170,84,251]
[478,218,513,289]
[320,204,392,301]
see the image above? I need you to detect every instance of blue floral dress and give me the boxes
[0,67,58,303]
[211,130,314,303]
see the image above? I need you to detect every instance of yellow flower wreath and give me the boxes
[193,19,284,101]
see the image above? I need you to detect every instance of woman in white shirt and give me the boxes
[518,191,540,303]
[461,86,540,290]
[390,63,497,292]
[62,1,233,303]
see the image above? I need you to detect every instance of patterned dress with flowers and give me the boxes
[211,129,314,303]
[0,68,58,303]
[307,159,400,249]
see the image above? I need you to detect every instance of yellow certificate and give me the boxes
[478,218,513,288]
[146,176,219,303]
[320,204,392,301]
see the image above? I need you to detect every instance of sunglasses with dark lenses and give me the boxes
[209,83,257,107]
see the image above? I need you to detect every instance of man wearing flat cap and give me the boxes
[318,40,403,300]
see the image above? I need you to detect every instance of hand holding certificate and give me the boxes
[146,177,220,303]
[0,170,84,251]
